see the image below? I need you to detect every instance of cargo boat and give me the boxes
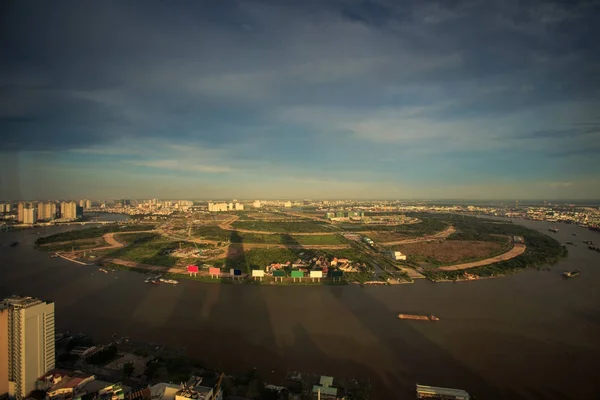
[398,313,439,321]
[563,270,580,278]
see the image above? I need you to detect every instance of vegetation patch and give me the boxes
[218,246,370,273]
[38,238,106,252]
[231,220,335,233]
[412,214,568,280]
[36,224,154,245]
[337,217,448,235]
[106,234,179,268]
[391,240,509,266]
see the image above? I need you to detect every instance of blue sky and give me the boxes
[1,0,599,200]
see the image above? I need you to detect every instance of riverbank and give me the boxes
[1,218,600,399]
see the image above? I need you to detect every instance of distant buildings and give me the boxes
[0,296,55,400]
[0,203,10,213]
[253,200,261,208]
[60,202,82,220]
[17,202,25,222]
[208,202,243,212]
[79,199,92,210]
[23,207,36,224]
[37,202,57,221]
[284,201,292,208]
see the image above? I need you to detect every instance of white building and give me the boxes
[60,202,78,220]
[390,251,407,261]
[1,296,55,400]
[284,201,292,208]
[252,200,261,208]
[23,208,37,225]
[17,203,25,222]
[234,203,244,211]
[207,202,228,212]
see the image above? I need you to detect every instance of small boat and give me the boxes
[99,268,108,273]
[10,242,19,247]
[398,313,440,321]
[563,270,580,278]
[572,233,578,236]
[548,228,558,233]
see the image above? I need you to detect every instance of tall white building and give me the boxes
[60,202,78,220]
[234,203,244,211]
[23,208,36,225]
[208,202,228,212]
[252,200,261,208]
[0,296,55,400]
[17,203,25,223]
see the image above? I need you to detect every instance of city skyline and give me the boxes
[1,1,599,200]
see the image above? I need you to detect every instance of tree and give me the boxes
[123,362,135,378]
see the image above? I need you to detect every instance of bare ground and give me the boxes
[437,243,526,271]
[391,240,507,264]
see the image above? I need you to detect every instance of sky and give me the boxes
[1,0,599,201]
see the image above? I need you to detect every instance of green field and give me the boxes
[193,226,346,245]
[337,217,448,234]
[230,220,335,233]
[192,226,232,242]
[35,224,154,245]
[216,246,369,273]
[38,238,105,252]
[106,234,179,268]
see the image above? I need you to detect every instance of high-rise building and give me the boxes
[234,203,244,211]
[23,208,36,225]
[36,203,57,221]
[0,307,8,396]
[85,199,91,209]
[17,203,25,223]
[252,200,261,208]
[0,296,55,400]
[60,202,78,220]
[208,202,228,212]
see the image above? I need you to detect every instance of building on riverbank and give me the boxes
[0,296,55,400]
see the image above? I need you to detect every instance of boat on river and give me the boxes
[563,270,580,278]
[398,313,440,321]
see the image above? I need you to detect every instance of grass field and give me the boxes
[367,232,413,242]
[337,217,448,234]
[214,246,369,273]
[38,238,106,252]
[390,239,510,266]
[192,225,343,243]
[36,224,154,245]
[106,234,179,267]
[230,220,335,233]
[192,226,232,242]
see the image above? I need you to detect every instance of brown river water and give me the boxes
[1,218,599,399]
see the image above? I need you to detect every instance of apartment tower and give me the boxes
[0,296,55,400]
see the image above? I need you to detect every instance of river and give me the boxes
[0,217,599,399]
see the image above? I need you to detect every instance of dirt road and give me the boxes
[436,243,526,271]
[59,231,154,255]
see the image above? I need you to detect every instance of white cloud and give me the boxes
[128,159,231,173]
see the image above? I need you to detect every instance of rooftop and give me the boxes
[416,384,470,399]
[1,295,45,309]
